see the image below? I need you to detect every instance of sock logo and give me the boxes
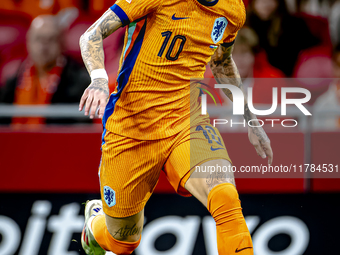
[235,247,253,253]
[103,186,116,207]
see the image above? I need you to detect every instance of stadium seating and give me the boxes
[0,10,31,86]
[291,13,334,104]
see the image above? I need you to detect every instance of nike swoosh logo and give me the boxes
[210,146,225,151]
[172,14,189,20]
[235,247,253,253]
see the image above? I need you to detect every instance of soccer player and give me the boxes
[79,0,273,254]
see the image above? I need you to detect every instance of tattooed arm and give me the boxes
[79,9,122,119]
[210,44,273,165]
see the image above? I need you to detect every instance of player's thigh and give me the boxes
[185,158,235,208]
[100,131,165,218]
[164,123,233,200]
[104,209,144,242]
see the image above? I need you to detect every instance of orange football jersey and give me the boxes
[103,0,246,140]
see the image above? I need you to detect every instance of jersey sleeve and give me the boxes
[110,0,161,26]
[221,31,238,48]
[221,0,246,48]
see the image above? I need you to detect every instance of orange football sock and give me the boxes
[207,183,253,255]
[91,215,141,255]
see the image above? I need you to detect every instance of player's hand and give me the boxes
[79,78,109,119]
[248,125,273,165]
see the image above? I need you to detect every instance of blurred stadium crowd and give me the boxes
[0,0,339,128]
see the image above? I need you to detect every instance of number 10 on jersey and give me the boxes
[158,31,186,61]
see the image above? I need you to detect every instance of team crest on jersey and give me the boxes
[103,186,116,207]
[211,17,228,43]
